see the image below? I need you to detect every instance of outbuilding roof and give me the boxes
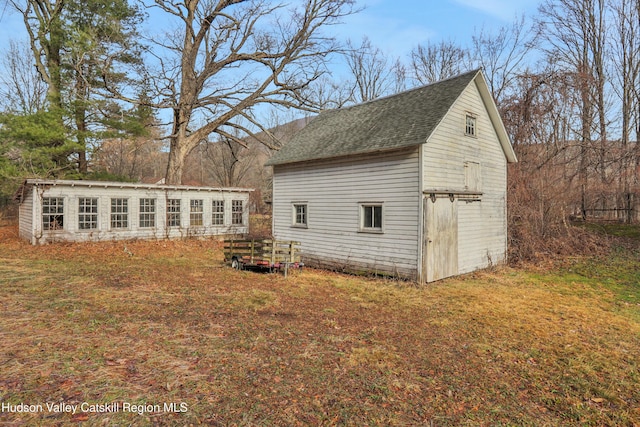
[13,179,252,203]
[266,69,516,166]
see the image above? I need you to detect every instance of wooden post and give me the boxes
[250,239,255,264]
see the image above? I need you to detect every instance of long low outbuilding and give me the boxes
[14,179,252,245]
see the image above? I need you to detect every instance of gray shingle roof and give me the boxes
[266,69,480,166]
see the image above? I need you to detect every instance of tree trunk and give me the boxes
[165,138,189,185]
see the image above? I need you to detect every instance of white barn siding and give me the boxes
[424,81,508,274]
[273,148,421,279]
[18,187,34,244]
[18,181,250,244]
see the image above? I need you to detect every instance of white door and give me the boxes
[423,196,458,282]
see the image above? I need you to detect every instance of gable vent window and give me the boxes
[465,114,477,137]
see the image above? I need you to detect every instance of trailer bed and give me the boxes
[223,239,303,276]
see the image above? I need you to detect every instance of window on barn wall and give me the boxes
[111,198,128,229]
[359,203,383,232]
[465,113,477,137]
[212,200,224,225]
[190,199,204,226]
[42,197,64,230]
[232,200,244,225]
[139,198,156,228]
[292,203,308,227]
[78,198,98,230]
[167,199,181,227]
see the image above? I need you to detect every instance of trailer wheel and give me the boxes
[231,257,241,270]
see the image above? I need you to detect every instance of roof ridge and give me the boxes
[266,68,485,166]
[324,68,481,113]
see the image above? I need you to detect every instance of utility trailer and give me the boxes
[223,239,303,276]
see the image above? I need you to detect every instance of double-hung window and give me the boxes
[212,200,224,225]
[42,197,64,230]
[190,199,203,226]
[167,199,181,227]
[231,200,244,225]
[110,198,128,229]
[78,198,98,230]
[139,198,156,228]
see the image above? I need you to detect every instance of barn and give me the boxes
[266,69,517,283]
[14,179,251,245]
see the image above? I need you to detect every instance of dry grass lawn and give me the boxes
[0,225,638,426]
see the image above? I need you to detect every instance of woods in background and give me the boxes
[1,0,639,259]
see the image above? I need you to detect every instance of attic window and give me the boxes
[465,114,477,137]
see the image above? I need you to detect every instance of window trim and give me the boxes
[465,113,477,137]
[292,203,308,228]
[359,202,384,233]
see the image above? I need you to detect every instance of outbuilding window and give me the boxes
[465,113,477,137]
[42,197,64,231]
[167,199,181,227]
[190,199,204,226]
[110,198,128,229]
[139,198,156,228]
[292,203,308,227]
[360,203,383,232]
[232,200,244,225]
[78,198,98,230]
[212,200,224,225]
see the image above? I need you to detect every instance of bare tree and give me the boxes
[609,0,640,221]
[10,0,65,111]
[301,75,353,110]
[344,36,402,102]
[92,135,167,181]
[409,40,469,85]
[107,0,355,185]
[0,41,47,114]
[538,0,610,217]
[471,15,537,105]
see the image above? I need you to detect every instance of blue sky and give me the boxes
[0,0,540,55]
[337,0,541,55]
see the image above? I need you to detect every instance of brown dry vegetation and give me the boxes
[0,224,639,426]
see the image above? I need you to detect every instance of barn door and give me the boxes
[422,196,458,282]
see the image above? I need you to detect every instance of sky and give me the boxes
[334,0,541,56]
[0,0,541,56]
[0,0,542,125]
